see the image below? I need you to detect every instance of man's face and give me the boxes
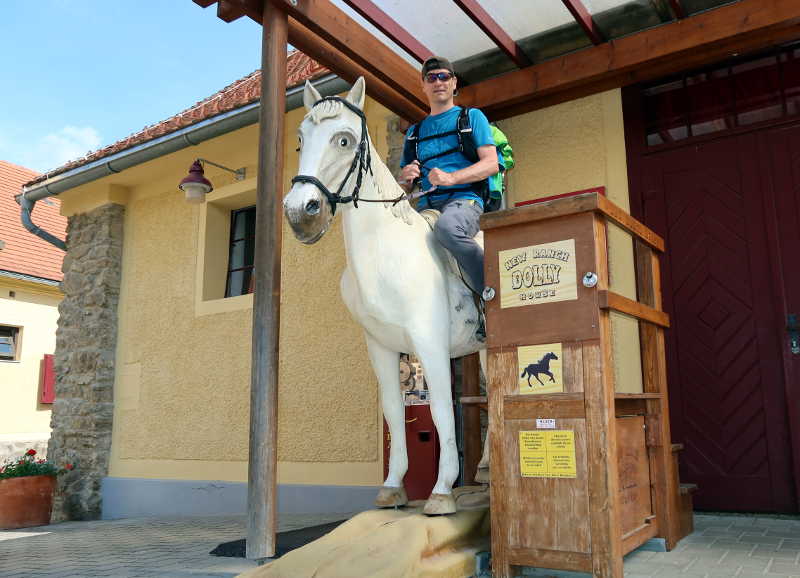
[421,68,457,107]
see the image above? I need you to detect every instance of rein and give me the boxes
[291,96,409,214]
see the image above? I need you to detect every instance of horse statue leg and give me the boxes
[414,340,459,515]
[366,337,408,508]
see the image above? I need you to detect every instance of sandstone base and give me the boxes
[239,501,490,578]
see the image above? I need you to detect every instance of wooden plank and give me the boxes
[286,18,427,121]
[505,394,586,420]
[596,194,665,252]
[614,397,647,417]
[482,192,665,252]
[598,290,670,328]
[507,547,592,573]
[584,215,624,577]
[504,417,591,554]
[483,211,601,346]
[621,522,658,555]
[460,395,487,405]
[217,0,252,22]
[461,352,482,485]
[458,0,800,119]
[489,349,515,578]
[276,0,428,110]
[635,241,681,550]
[341,0,433,63]
[481,192,601,231]
[246,0,286,560]
[617,416,654,539]
[561,0,604,45]
[452,0,531,67]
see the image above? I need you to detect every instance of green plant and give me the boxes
[0,449,74,480]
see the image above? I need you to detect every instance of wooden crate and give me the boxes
[481,192,683,578]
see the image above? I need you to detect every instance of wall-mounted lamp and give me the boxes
[179,158,246,203]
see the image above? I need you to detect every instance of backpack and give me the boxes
[403,107,514,212]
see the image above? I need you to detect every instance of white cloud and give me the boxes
[17,125,102,173]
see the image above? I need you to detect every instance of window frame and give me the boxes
[0,325,22,362]
[224,204,257,298]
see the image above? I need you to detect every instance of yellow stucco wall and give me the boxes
[54,87,643,485]
[60,97,394,486]
[0,279,60,435]
[498,89,643,393]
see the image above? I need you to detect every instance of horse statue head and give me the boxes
[283,77,369,244]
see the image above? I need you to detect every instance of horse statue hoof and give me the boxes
[423,493,457,515]
[474,466,491,484]
[375,486,408,508]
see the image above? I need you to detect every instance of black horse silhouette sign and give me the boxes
[521,352,559,387]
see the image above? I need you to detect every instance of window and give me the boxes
[643,43,800,147]
[225,205,256,298]
[0,326,21,361]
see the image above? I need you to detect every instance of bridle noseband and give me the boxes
[291,96,374,215]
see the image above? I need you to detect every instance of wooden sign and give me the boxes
[518,343,563,394]
[498,239,577,309]
[519,430,577,478]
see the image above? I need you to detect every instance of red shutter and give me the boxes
[40,354,55,404]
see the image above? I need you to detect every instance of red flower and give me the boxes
[65,463,74,471]
[26,449,36,456]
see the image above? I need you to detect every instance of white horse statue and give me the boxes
[283,78,488,515]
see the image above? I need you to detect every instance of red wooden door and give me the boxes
[637,133,798,512]
[758,123,800,506]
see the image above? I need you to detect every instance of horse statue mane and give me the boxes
[283,77,488,516]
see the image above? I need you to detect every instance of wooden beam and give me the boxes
[452,0,531,67]
[597,290,670,328]
[276,0,427,110]
[458,0,800,119]
[247,0,286,560]
[560,0,604,45]
[193,0,218,7]
[217,0,251,22]
[460,353,482,485]
[668,0,686,19]
[341,0,433,63]
[287,18,427,121]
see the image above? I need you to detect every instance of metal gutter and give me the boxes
[17,74,349,249]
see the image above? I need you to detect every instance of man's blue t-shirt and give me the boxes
[401,106,494,210]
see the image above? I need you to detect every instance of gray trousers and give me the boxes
[431,199,484,294]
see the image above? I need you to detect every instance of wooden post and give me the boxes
[461,353,482,485]
[247,0,287,560]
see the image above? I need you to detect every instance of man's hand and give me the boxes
[400,161,421,191]
[428,167,456,187]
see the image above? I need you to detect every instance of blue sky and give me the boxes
[1,1,263,173]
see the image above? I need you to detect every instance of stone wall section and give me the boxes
[48,203,124,521]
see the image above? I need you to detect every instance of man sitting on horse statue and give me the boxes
[400,57,499,336]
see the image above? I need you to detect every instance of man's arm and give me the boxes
[428,145,498,188]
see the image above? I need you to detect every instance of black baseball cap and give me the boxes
[421,56,455,78]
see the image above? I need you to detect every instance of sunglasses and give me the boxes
[424,72,454,83]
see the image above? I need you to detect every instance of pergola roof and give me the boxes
[196,0,800,121]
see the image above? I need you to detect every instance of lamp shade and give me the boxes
[179,160,213,203]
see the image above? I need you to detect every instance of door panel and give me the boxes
[759,124,800,504]
[639,134,797,511]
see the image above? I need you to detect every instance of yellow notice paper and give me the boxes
[519,430,577,478]
[518,343,563,395]
[498,239,578,309]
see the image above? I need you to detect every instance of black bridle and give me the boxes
[291,96,409,214]
[291,96,374,215]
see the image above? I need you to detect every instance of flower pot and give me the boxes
[0,475,56,529]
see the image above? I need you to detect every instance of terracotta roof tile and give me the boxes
[25,51,328,188]
[0,161,65,282]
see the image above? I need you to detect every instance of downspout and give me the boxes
[18,194,66,251]
[17,73,348,250]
